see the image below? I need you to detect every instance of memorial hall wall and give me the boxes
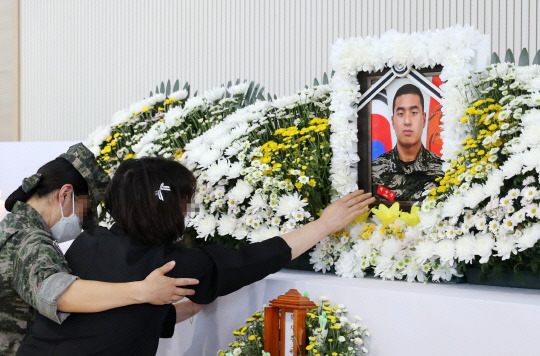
[4,0,538,141]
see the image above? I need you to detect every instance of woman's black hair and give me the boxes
[105,157,197,244]
[5,157,89,212]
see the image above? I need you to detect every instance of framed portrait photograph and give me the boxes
[356,65,445,211]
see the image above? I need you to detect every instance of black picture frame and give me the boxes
[356,65,444,212]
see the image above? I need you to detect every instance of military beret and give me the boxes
[59,143,110,227]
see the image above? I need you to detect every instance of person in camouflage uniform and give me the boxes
[0,143,197,356]
[372,145,443,200]
[372,84,443,201]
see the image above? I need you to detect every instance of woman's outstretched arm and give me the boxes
[280,190,374,259]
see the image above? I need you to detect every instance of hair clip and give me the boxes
[155,183,171,201]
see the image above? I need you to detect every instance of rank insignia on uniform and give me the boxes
[377,185,396,201]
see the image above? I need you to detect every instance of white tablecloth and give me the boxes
[157,269,540,356]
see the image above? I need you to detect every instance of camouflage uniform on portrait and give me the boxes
[0,143,109,355]
[372,145,443,201]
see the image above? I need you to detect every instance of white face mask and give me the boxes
[50,192,82,243]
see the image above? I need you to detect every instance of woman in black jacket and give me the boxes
[18,156,374,356]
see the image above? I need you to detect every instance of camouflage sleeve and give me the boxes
[11,230,78,324]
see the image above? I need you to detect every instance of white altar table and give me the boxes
[157,269,540,356]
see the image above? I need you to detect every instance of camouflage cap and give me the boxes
[59,143,110,227]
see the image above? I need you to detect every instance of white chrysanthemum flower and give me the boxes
[94,126,113,146]
[417,208,440,230]
[442,196,464,218]
[474,215,487,232]
[501,156,524,178]
[198,148,221,168]
[525,203,540,218]
[484,170,505,197]
[227,82,250,96]
[282,219,297,231]
[226,162,244,179]
[217,214,237,236]
[205,159,230,184]
[249,194,268,212]
[380,238,402,258]
[495,237,518,260]
[213,186,226,199]
[243,214,262,228]
[162,106,185,127]
[270,217,281,226]
[128,100,148,114]
[228,180,254,204]
[528,78,540,92]
[203,86,226,102]
[275,193,307,217]
[499,195,514,209]
[463,184,486,208]
[510,209,526,225]
[414,241,434,264]
[169,89,189,101]
[185,143,209,164]
[231,226,248,240]
[223,141,244,157]
[431,262,457,282]
[488,219,501,234]
[298,175,309,184]
[455,234,476,263]
[434,240,455,265]
[523,175,536,186]
[521,186,537,199]
[249,225,280,243]
[352,239,373,259]
[272,94,300,109]
[146,93,166,106]
[475,233,495,263]
[506,188,520,199]
[485,198,500,211]
[195,214,217,239]
[334,250,364,278]
[183,96,205,112]
[500,217,515,232]
[111,109,132,125]
[518,224,540,251]
[291,209,308,222]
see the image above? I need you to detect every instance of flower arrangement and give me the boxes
[86,82,259,175]
[180,86,334,246]
[218,296,369,356]
[416,63,540,275]
[310,203,431,281]
[86,90,188,174]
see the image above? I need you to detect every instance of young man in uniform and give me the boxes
[371,84,443,201]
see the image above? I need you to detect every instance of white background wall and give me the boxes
[19,0,539,141]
